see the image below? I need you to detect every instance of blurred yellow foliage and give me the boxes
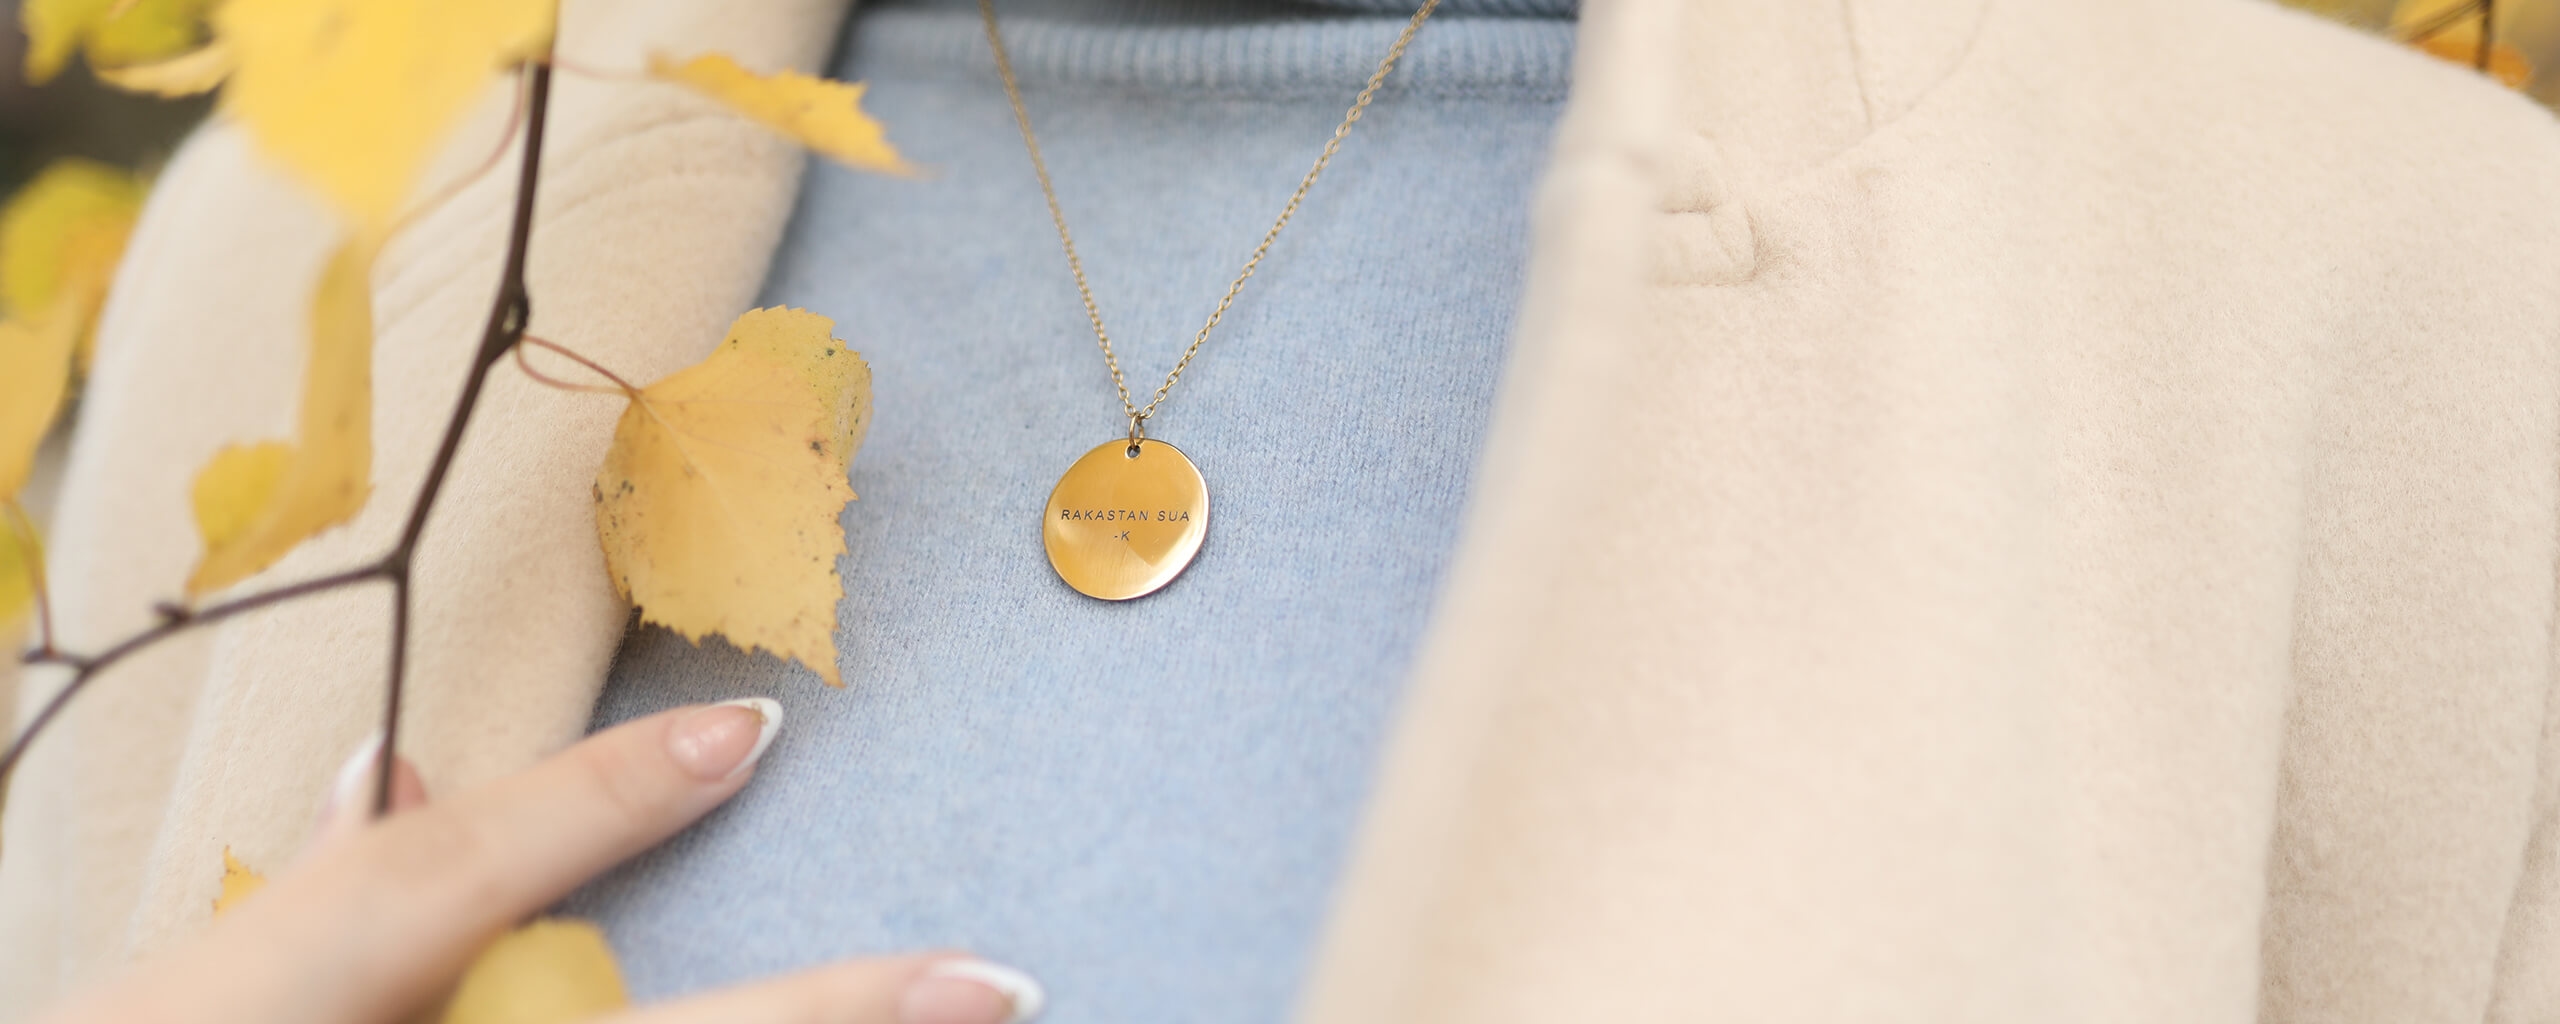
[0,159,145,629]
[0,159,145,371]
[0,314,79,501]
[188,441,292,555]
[0,510,36,628]
[2395,0,2541,85]
[20,0,213,84]
[651,53,913,175]
[2288,0,2560,103]
[216,0,554,229]
[186,241,376,595]
[94,40,236,97]
[0,158,140,631]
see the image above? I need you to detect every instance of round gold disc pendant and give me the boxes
[1043,438,1209,600]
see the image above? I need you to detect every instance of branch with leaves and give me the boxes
[0,0,908,1012]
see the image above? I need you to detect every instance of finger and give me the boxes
[306,733,430,852]
[393,696,783,904]
[600,956,1045,1024]
[105,698,785,1024]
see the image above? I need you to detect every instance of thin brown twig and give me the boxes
[2478,0,2497,72]
[0,59,562,820]
[3,562,392,785]
[365,56,556,816]
[521,334,640,394]
[2399,0,2483,44]
[512,342,626,395]
[542,54,657,84]
[2,499,52,658]
[388,67,532,241]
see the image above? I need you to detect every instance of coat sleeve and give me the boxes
[2487,526,2560,1022]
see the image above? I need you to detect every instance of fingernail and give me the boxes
[667,698,782,781]
[324,731,386,819]
[902,960,1044,1024]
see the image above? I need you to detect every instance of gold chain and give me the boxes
[978,0,1442,439]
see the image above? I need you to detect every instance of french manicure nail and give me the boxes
[902,959,1045,1024]
[667,698,782,781]
[325,731,386,818]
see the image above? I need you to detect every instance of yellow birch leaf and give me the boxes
[216,0,553,228]
[95,40,234,97]
[186,240,374,596]
[0,306,81,499]
[22,0,211,84]
[0,159,145,370]
[439,918,630,1024]
[190,441,291,550]
[212,847,266,914]
[594,307,872,687]
[649,53,913,175]
[0,508,37,628]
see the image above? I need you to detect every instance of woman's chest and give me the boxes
[572,7,1570,1020]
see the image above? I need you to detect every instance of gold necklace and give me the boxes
[980,0,1443,600]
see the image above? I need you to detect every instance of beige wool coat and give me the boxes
[5,0,2558,1020]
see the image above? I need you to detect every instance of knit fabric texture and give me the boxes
[567,0,1572,1019]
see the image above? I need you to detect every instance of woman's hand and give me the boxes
[36,700,1044,1024]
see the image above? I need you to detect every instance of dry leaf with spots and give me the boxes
[216,0,552,227]
[1,158,146,371]
[21,0,212,84]
[594,307,872,687]
[186,240,376,595]
[651,53,912,174]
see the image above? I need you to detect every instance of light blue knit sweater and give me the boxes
[570,0,1572,1018]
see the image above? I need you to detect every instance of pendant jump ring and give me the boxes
[1127,413,1147,456]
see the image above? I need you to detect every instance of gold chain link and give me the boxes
[978,0,1442,438]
